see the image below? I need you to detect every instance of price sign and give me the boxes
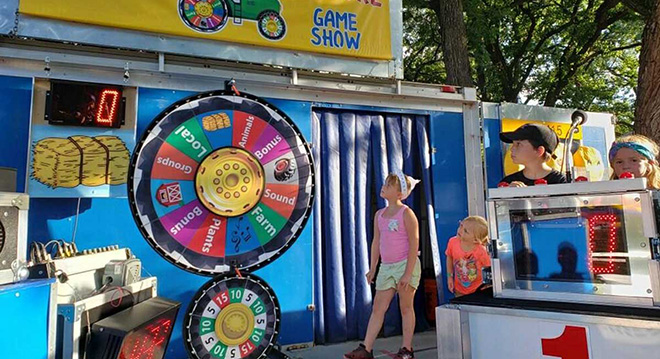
[501,118,582,140]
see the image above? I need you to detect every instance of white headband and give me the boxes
[394,170,421,200]
[395,170,408,196]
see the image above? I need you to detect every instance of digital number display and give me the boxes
[510,206,631,283]
[119,316,174,359]
[45,80,125,128]
[86,297,180,359]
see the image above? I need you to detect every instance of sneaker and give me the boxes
[393,347,415,359]
[344,343,374,359]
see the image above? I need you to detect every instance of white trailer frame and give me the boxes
[437,304,660,359]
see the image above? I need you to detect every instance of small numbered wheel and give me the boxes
[257,11,286,40]
[184,274,280,359]
[179,0,229,33]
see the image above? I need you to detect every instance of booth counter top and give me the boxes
[451,287,660,322]
[488,178,648,199]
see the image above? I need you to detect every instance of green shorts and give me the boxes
[375,258,421,291]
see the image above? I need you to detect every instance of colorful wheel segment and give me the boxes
[185,274,280,359]
[179,0,229,33]
[128,90,315,275]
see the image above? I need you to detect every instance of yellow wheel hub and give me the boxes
[215,303,255,345]
[266,20,278,33]
[194,2,214,18]
[196,147,264,217]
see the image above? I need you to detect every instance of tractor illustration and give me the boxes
[178,0,287,41]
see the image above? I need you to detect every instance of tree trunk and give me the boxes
[435,0,473,87]
[544,75,571,107]
[634,3,660,141]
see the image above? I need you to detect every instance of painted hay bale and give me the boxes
[202,113,231,132]
[32,135,129,188]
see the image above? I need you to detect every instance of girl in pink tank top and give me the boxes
[378,204,411,264]
[345,172,421,359]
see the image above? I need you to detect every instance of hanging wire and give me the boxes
[71,197,81,244]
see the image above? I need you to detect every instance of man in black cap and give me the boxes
[499,123,567,186]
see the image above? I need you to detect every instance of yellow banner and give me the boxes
[20,0,392,60]
[501,118,583,140]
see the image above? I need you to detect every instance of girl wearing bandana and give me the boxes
[609,134,660,189]
[345,172,421,359]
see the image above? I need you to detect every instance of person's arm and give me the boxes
[398,208,419,291]
[366,210,381,283]
[481,246,492,267]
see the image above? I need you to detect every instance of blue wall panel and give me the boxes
[7,80,473,356]
[484,117,504,189]
[24,87,315,358]
[135,88,197,137]
[429,112,470,303]
[0,75,32,192]
[0,279,54,359]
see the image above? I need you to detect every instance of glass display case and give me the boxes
[488,179,660,307]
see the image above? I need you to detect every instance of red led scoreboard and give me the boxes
[45,80,126,128]
[86,297,180,359]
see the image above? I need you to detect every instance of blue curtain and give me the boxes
[312,110,439,344]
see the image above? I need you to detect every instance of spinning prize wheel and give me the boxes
[129,87,314,359]
[179,0,229,33]
[129,89,314,273]
[185,274,279,359]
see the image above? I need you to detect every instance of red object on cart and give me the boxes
[534,179,548,185]
[619,172,634,179]
[424,279,438,322]
[497,182,510,187]
[575,176,589,182]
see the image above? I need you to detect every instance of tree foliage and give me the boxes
[403,0,644,134]
[403,5,445,83]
